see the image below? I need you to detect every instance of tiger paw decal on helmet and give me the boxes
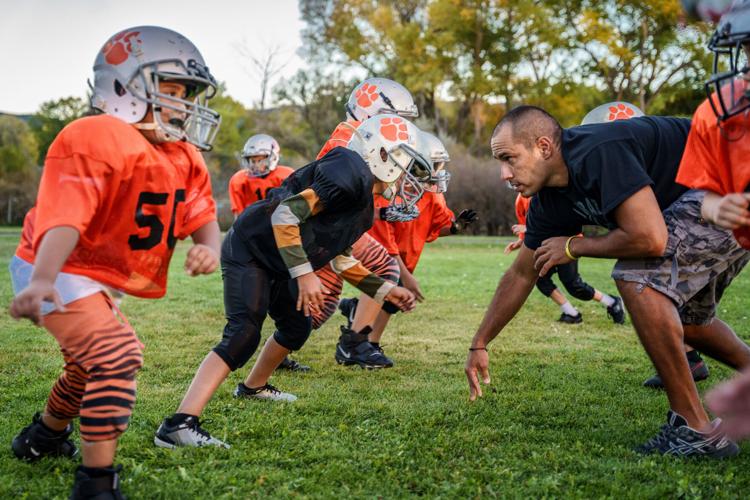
[102,31,142,65]
[608,103,636,121]
[356,83,379,108]
[380,117,410,142]
[581,101,644,126]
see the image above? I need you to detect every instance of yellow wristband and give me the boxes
[565,235,581,260]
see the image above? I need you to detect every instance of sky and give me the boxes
[0,0,307,114]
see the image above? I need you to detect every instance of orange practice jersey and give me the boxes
[393,192,454,273]
[228,166,294,214]
[676,96,750,195]
[514,194,531,240]
[16,115,216,298]
[368,195,400,255]
[316,121,360,160]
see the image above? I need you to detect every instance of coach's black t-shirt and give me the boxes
[233,147,375,277]
[524,116,691,250]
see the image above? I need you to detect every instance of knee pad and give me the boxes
[535,276,556,297]
[563,278,595,301]
[213,322,261,371]
[274,324,312,352]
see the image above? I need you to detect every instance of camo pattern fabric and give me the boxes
[612,190,750,325]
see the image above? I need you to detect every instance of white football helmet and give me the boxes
[416,131,451,193]
[241,134,280,177]
[346,114,431,221]
[581,102,645,125]
[90,26,221,150]
[345,78,419,122]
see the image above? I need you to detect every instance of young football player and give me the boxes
[155,114,424,448]
[227,134,306,372]
[506,193,625,324]
[8,26,222,499]
[310,78,423,369]
[228,134,295,218]
[679,1,750,439]
[339,131,478,355]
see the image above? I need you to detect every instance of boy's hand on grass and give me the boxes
[385,286,416,312]
[185,244,219,276]
[9,280,64,326]
[296,272,327,317]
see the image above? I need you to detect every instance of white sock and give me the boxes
[560,301,579,316]
[598,294,616,307]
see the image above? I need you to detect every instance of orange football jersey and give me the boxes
[228,166,294,214]
[514,194,531,240]
[316,121,360,160]
[18,115,216,298]
[676,96,750,248]
[393,192,454,273]
[368,195,400,256]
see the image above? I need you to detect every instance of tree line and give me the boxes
[1,0,712,233]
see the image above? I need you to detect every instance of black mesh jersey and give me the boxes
[233,147,375,277]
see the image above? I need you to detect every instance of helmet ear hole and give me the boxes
[379,147,388,162]
[114,79,127,97]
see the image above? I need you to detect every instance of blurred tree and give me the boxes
[28,96,88,164]
[0,115,40,224]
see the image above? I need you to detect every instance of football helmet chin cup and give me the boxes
[706,1,750,122]
[345,115,431,222]
[345,78,419,122]
[240,134,280,177]
[416,131,452,194]
[90,26,221,151]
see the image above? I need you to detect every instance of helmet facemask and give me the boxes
[706,39,750,123]
[381,143,432,222]
[425,165,451,194]
[241,152,277,177]
[131,59,221,150]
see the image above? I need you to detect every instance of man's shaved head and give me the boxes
[491,105,562,157]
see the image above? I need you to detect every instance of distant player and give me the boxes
[154,115,423,448]
[8,26,222,499]
[228,134,306,372]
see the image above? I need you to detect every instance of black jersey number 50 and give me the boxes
[128,190,186,250]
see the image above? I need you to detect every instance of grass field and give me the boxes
[2,229,750,498]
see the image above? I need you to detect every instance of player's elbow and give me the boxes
[640,226,668,257]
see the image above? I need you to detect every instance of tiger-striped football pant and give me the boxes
[312,233,399,329]
[43,292,143,442]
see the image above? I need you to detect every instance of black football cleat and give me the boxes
[643,357,710,389]
[338,298,359,330]
[607,295,626,324]
[335,326,393,369]
[12,412,78,461]
[70,465,125,500]
[276,356,311,373]
[558,312,583,324]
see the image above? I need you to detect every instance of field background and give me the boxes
[1,229,749,498]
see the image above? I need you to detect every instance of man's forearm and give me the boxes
[471,254,537,348]
[569,228,665,259]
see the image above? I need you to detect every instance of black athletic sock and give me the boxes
[79,465,115,477]
[686,350,703,363]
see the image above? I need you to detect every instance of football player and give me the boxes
[339,131,478,355]
[678,0,750,440]
[8,26,222,499]
[155,114,422,448]
[311,78,423,369]
[228,134,306,372]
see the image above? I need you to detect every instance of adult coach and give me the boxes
[465,106,750,457]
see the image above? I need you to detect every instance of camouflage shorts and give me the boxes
[612,190,750,325]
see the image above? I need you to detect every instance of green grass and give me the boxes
[1,231,750,498]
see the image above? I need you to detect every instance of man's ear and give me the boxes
[536,136,554,160]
